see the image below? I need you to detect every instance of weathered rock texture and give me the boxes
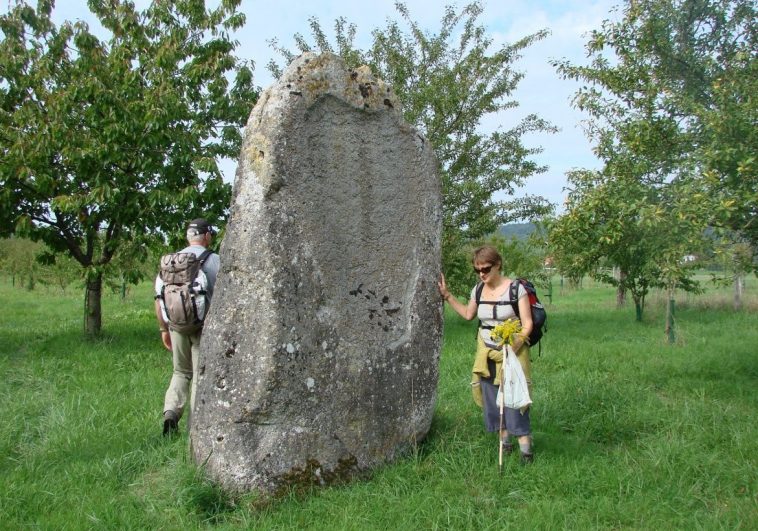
[191,53,442,494]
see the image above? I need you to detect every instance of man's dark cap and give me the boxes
[187,218,215,235]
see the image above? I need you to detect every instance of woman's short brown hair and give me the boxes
[472,245,502,269]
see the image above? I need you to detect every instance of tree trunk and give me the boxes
[616,286,626,308]
[616,269,627,308]
[633,296,643,321]
[84,273,103,336]
[665,287,676,344]
[734,274,743,311]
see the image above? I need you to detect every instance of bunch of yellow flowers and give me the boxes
[489,319,523,347]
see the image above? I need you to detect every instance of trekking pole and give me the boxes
[498,347,505,476]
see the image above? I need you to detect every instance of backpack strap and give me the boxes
[476,281,513,329]
[476,281,513,306]
[197,249,213,265]
[509,279,521,318]
[475,281,484,304]
[474,282,483,333]
[509,278,543,355]
[196,249,214,283]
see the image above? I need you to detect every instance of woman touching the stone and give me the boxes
[438,245,535,463]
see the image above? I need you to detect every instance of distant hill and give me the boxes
[498,223,535,240]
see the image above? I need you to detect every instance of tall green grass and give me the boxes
[0,276,756,529]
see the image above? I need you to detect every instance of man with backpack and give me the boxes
[154,218,220,436]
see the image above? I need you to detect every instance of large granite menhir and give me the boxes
[190,53,443,494]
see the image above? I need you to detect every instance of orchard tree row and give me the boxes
[547,0,756,331]
[1,0,754,337]
[0,234,162,297]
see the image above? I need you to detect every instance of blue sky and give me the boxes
[15,0,624,211]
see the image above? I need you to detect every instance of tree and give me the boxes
[549,168,706,323]
[553,0,757,267]
[269,1,555,295]
[549,170,661,320]
[101,233,165,300]
[0,236,42,289]
[0,0,257,335]
[37,244,79,292]
[550,0,755,335]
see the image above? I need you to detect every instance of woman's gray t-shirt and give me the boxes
[472,281,526,349]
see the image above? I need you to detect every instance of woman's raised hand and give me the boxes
[438,273,450,301]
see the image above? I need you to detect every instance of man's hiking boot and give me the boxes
[501,440,514,455]
[520,452,534,465]
[162,411,179,436]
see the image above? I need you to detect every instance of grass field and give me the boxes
[0,276,756,529]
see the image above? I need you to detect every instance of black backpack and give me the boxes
[475,278,547,350]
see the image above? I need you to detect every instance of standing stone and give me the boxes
[191,53,442,494]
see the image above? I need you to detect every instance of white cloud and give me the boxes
[477,0,621,208]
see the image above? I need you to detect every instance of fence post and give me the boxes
[547,277,553,304]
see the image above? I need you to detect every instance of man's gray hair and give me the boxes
[187,229,206,242]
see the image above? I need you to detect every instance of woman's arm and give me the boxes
[438,273,478,321]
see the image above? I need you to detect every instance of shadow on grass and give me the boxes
[176,467,239,523]
[126,435,241,524]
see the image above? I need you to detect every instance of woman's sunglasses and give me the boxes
[473,265,493,275]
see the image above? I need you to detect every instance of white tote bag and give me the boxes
[496,344,532,410]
